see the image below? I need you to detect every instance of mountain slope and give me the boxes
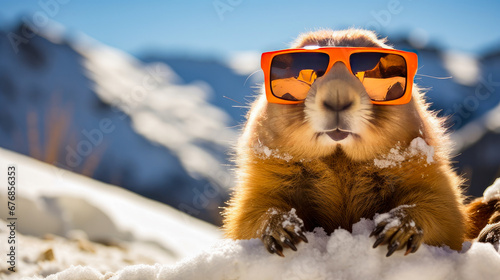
[0,147,221,279]
[0,23,237,223]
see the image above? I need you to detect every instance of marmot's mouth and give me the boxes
[324,129,351,141]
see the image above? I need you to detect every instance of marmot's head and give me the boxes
[242,29,436,162]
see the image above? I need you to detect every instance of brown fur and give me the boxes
[466,198,500,239]
[223,29,495,253]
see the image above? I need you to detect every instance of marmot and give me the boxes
[223,29,500,257]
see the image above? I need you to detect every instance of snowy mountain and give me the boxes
[140,53,263,126]
[0,23,237,224]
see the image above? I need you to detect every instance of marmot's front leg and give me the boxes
[259,208,308,257]
[223,170,308,257]
[371,205,423,257]
[370,179,466,257]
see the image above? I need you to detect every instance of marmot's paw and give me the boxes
[370,205,423,257]
[259,208,308,257]
[477,222,500,248]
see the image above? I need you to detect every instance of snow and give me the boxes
[452,101,500,153]
[373,205,421,239]
[483,177,500,203]
[374,137,434,168]
[253,140,293,162]
[373,147,406,168]
[73,33,238,192]
[262,208,305,236]
[226,51,262,76]
[26,219,500,280]
[281,209,304,235]
[442,51,480,86]
[0,231,173,279]
[408,137,435,164]
[0,147,220,279]
[1,133,500,280]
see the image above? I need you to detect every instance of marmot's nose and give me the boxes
[315,61,361,113]
[323,100,353,112]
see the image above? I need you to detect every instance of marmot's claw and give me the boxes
[371,208,423,257]
[372,234,386,248]
[298,231,309,243]
[405,234,422,255]
[263,235,284,257]
[386,242,399,257]
[369,224,385,238]
[283,236,297,251]
[260,209,307,257]
[262,226,306,257]
[477,222,500,246]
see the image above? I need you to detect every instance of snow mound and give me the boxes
[29,219,500,280]
[0,147,221,279]
[483,178,500,203]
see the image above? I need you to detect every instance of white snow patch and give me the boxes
[281,208,304,234]
[408,137,435,164]
[374,147,406,168]
[374,137,434,168]
[483,177,500,203]
[261,208,304,236]
[374,205,417,234]
[253,140,294,162]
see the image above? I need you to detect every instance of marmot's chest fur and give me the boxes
[264,153,397,233]
[244,142,443,235]
[222,29,500,258]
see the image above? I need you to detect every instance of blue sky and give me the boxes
[1,0,499,58]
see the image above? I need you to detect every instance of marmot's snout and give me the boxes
[316,62,365,112]
[305,61,371,141]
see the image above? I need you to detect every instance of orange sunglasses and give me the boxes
[261,47,418,105]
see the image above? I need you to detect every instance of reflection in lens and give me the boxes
[270,53,329,101]
[350,53,407,101]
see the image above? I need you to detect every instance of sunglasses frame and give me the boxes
[261,47,418,105]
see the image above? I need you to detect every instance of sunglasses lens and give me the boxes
[270,53,329,101]
[350,53,407,101]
